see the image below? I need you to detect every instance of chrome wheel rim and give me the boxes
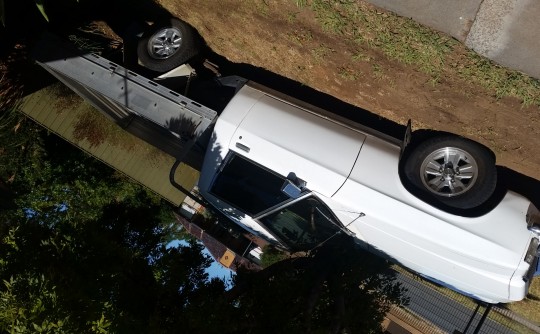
[420,147,478,197]
[147,27,182,59]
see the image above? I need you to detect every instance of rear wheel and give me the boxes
[137,18,199,72]
[403,136,497,209]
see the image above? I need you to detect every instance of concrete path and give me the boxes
[365,0,540,80]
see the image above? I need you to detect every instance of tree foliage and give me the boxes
[228,235,408,334]
[0,0,5,26]
[0,122,225,333]
[0,0,80,26]
[0,112,407,334]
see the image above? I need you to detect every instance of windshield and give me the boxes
[260,197,341,251]
[211,154,290,216]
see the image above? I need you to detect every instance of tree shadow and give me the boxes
[228,233,408,333]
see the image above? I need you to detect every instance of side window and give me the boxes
[210,154,290,216]
[259,197,341,251]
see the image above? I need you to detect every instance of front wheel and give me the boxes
[403,135,497,210]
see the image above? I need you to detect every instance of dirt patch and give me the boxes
[157,0,540,181]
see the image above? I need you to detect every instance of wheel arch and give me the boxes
[398,130,506,217]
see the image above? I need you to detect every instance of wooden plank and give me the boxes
[20,85,200,206]
[24,91,50,124]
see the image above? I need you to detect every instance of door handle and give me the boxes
[235,142,250,153]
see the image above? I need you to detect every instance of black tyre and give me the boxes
[403,135,497,209]
[137,18,199,72]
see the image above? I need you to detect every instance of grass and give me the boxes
[311,43,334,61]
[507,279,540,324]
[371,63,385,80]
[295,0,540,107]
[286,28,313,45]
[337,65,357,81]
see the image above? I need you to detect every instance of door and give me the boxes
[258,196,343,251]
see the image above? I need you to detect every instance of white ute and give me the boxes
[36,24,539,304]
[199,82,540,304]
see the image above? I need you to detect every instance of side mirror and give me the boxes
[281,172,307,198]
[281,180,302,198]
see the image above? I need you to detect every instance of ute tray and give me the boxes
[34,35,218,159]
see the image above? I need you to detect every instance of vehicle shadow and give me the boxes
[6,0,539,209]
[199,50,408,140]
[196,51,540,212]
[498,166,540,208]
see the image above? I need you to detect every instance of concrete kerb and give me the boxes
[365,0,540,80]
[465,0,540,80]
[365,0,483,42]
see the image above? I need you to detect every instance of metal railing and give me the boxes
[391,268,540,334]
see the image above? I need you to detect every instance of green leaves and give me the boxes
[0,124,219,332]
[0,0,80,26]
[34,0,49,22]
[0,119,406,333]
[0,0,5,26]
[0,274,69,334]
[89,314,112,334]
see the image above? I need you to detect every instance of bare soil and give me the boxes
[158,0,540,185]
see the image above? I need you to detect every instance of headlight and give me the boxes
[524,238,539,265]
[524,238,540,281]
[527,203,540,235]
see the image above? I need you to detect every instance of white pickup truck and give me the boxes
[37,19,539,304]
[195,79,540,304]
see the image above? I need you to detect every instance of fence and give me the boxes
[390,269,540,334]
